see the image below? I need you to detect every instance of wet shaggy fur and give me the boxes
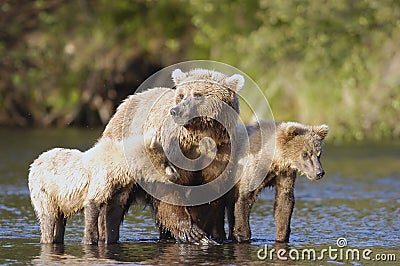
[227,120,329,243]
[101,68,244,244]
[28,130,177,244]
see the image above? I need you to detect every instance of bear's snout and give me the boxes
[170,107,178,117]
[316,170,325,179]
[170,106,190,126]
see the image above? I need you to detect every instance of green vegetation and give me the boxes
[1,0,399,141]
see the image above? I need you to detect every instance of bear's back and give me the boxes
[102,87,174,141]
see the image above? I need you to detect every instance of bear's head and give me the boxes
[276,122,329,180]
[169,68,244,133]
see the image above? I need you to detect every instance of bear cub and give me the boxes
[28,129,177,244]
[228,120,329,243]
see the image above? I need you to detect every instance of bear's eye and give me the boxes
[302,152,308,159]
[193,92,202,97]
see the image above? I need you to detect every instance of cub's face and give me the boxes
[169,69,244,129]
[279,123,329,180]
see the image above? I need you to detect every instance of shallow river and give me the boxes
[0,128,399,265]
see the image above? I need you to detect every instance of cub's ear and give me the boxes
[314,124,329,139]
[225,74,245,93]
[286,124,301,139]
[171,69,187,85]
[279,123,302,142]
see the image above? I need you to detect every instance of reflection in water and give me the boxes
[33,242,342,265]
[36,244,65,263]
[32,242,265,264]
[0,129,399,264]
[34,244,122,264]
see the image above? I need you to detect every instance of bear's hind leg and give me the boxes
[98,205,106,243]
[227,200,235,241]
[53,213,67,244]
[39,213,57,244]
[83,200,100,245]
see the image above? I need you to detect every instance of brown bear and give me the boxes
[227,120,329,243]
[100,68,244,244]
[28,128,178,244]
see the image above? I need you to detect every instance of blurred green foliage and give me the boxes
[0,0,399,141]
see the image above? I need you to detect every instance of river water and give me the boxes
[0,128,399,265]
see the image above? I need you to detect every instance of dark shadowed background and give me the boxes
[1,0,399,141]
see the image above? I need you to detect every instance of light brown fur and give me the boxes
[227,120,328,243]
[101,68,244,244]
[28,129,177,244]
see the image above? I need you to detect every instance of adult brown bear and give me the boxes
[101,68,244,244]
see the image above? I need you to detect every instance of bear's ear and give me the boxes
[314,124,329,139]
[171,69,187,85]
[225,74,245,93]
[285,124,300,139]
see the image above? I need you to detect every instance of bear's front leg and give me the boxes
[274,173,296,243]
[145,127,180,182]
[83,200,100,245]
[232,191,257,243]
[153,199,216,244]
[188,200,226,243]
